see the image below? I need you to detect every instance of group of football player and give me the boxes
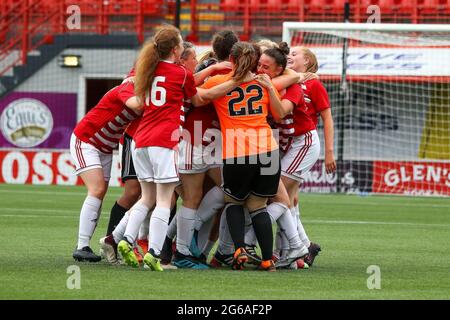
[70,24,335,272]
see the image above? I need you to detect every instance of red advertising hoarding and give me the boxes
[373,161,450,196]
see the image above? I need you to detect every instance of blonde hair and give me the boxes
[197,49,215,65]
[135,25,181,102]
[257,39,278,52]
[299,46,319,73]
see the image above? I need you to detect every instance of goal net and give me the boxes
[282,23,450,196]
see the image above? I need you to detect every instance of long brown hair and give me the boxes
[135,25,181,102]
[230,42,257,82]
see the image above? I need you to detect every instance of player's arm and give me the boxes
[271,69,319,91]
[191,72,255,107]
[193,61,232,86]
[124,96,144,115]
[255,73,292,121]
[320,108,336,174]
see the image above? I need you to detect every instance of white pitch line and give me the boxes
[305,219,450,228]
[1,189,448,208]
[299,199,450,208]
[0,208,449,228]
[0,189,122,197]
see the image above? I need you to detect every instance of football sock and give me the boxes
[249,208,273,261]
[225,203,246,249]
[123,201,149,244]
[291,206,311,248]
[218,210,235,255]
[138,210,150,240]
[106,201,127,235]
[194,186,224,231]
[149,207,171,256]
[112,212,130,244]
[77,195,102,249]
[176,206,196,256]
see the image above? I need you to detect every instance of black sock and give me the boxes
[250,208,273,261]
[106,201,128,235]
[169,206,177,223]
[225,204,246,249]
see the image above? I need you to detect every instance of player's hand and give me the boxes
[214,61,232,71]
[300,72,318,82]
[255,73,273,89]
[325,150,336,174]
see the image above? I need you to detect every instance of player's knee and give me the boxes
[182,188,204,209]
[88,184,108,199]
[272,193,290,207]
[122,181,141,205]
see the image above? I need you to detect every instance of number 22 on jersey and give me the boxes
[227,84,264,116]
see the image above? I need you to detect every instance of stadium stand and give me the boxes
[1,0,450,94]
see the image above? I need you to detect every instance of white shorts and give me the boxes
[281,130,320,182]
[178,138,222,174]
[132,142,179,183]
[69,133,112,181]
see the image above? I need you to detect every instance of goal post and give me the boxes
[282,22,450,196]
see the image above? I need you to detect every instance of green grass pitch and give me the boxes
[0,184,449,300]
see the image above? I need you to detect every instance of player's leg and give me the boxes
[143,146,180,271]
[191,167,225,256]
[106,134,141,235]
[281,130,321,266]
[173,172,210,268]
[117,145,156,267]
[70,134,111,262]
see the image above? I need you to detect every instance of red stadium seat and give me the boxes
[221,0,243,11]
[250,0,281,10]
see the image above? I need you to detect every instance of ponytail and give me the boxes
[135,24,181,102]
[230,42,256,82]
[135,41,160,102]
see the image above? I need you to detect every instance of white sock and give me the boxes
[112,212,130,244]
[202,240,215,258]
[166,213,177,240]
[176,206,196,256]
[149,207,171,255]
[244,209,257,246]
[197,216,213,253]
[123,202,149,244]
[267,202,286,223]
[217,208,235,255]
[77,195,102,249]
[274,229,282,257]
[277,205,303,249]
[194,186,224,231]
[291,206,311,248]
[138,211,150,241]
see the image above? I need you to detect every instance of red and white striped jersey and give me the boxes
[73,81,139,153]
[277,84,315,153]
[301,79,330,126]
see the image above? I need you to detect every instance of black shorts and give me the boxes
[221,150,280,201]
[121,133,137,182]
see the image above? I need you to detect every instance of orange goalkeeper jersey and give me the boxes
[201,72,278,159]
